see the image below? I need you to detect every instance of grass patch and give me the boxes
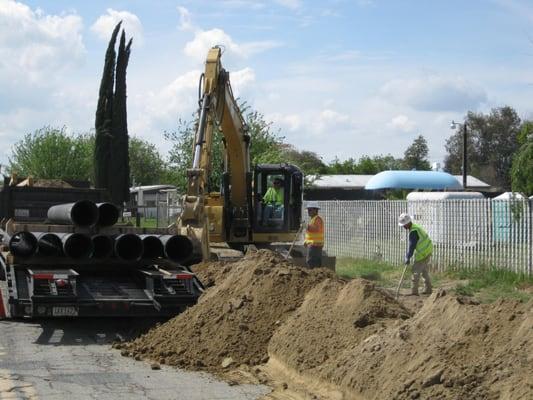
[121,217,159,228]
[336,258,533,302]
[445,267,533,302]
[336,258,403,287]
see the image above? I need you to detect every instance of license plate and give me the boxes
[52,306,78,317]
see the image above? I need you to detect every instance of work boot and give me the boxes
[409,291,419,296]
[422,289,432,295]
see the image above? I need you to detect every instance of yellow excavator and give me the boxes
[175,47,304,263]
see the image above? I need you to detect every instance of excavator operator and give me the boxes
[262,177,284,225]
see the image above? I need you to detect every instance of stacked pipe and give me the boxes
[7,201,194,263]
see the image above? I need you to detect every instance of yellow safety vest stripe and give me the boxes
[410,223,433,261]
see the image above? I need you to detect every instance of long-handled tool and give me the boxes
[285,223,305,260]
[395,261,410,299]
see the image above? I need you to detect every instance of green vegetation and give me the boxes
[9,128,166,187]
[511,140,533,196]
[402,135,431,170]
[448,268,533,303]
[9,126,94,181]
[444,106,522,190]
[336,258,402,287]
[121,216,159,228]
[336,258,533,302]
[94,21,133,205]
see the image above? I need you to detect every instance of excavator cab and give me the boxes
[253,164,303,233]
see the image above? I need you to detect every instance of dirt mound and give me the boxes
[190,260,228,288]
[268,288,533,400]
[268,278,411,374]
[116,250,533,399]
[117,250,334,371]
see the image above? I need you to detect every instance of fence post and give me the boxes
[529,199,532,276]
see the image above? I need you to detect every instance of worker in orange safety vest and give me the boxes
[304,202,324,268]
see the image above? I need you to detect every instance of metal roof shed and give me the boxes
[365,171,463,190]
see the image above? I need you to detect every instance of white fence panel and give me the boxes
[305,199,533,275]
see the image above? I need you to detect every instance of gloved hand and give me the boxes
[404,256,410,265]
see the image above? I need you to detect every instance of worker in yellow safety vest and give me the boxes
[304,202,324,268]
[262,177,284,225]
[398,213,433,295]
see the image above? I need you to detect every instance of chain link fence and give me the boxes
[126,198,533,274]
[305,199,533,275]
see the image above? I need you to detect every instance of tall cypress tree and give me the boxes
[94,22,133,206]
[111,31,133,205]
[94,22,121,191]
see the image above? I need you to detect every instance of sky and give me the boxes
[2,0,533,169]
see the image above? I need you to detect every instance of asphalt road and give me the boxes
[0,318,270,400]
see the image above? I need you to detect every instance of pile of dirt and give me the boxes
[16,178,72,188]
[116,249,334,371]
[268,288,533,400]
[117,249,533,399]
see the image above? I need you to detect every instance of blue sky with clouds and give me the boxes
[2,0,533,169]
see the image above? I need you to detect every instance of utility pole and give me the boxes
[451,121,468,190]
[462,122,467,190]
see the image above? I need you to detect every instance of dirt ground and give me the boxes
[116,250,533,400]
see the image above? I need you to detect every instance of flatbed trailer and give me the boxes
[0,221,203,319]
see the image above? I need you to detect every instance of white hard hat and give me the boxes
[398,213,412,226]
[306,201,320,209]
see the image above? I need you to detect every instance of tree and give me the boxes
[324,154,402,175]
[282,146,327,175]
[94,22,120,190]
[511,142,533,196]
[111,30,133,205]
[444,106,521,190]
[403,135,431,170]
[517,120,533,146]
[165,105,286,192]
[129,138,166,186]
[94,21,133,205]
[9,126,94,181]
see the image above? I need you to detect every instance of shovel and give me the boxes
[285,223,305,260]
[395,261,410,300]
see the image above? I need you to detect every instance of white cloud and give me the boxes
[133,66,256,138]
[229,67,256,96]
[91,9,143,44]
[0,0,84,86]
[184,28,281,62]
[319,109,350,124]
[268,112,302,132]
[313,109,353,135]
[143,70,200,125]
[388,114,416,132]
[177,6,193,31]
[380,75,487,112]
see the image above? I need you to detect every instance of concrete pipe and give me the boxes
[91,235,114,259]
[47,201,99,227]
[35,232,63,257]
[96,203,119,227]
[8,231,38,257]
[140,235,164,259]
[114,234,144,262]
[56,233,93,259]
[159,234,194,263]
